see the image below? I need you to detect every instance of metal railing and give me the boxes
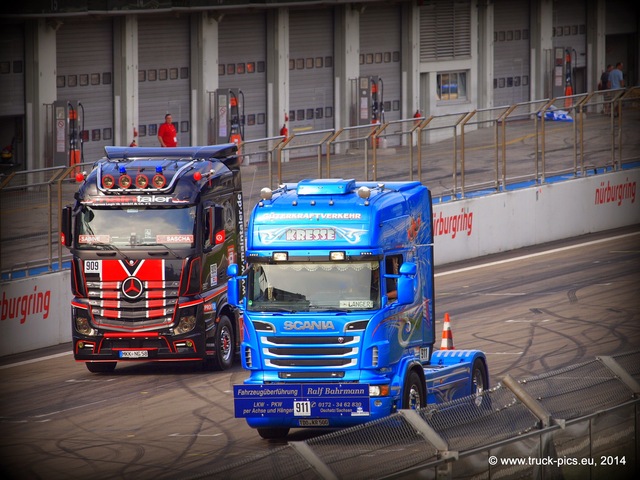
[2,87,639,278]
[184,350,640,480]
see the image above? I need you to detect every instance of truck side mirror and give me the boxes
[396,262,417,305]
[204,205,225,250]
[226,264,242,307]
[214,205,225,244]
[61,206,72,248]
[204,206,212,248]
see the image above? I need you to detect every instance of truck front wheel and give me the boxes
[471,358,488,395]
[257,427,290,440]
[402,370,425,410]
[471,358,491,409]
[206,315,235,371]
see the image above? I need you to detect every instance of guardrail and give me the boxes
[2,87,639,278]
[186,350,640,480]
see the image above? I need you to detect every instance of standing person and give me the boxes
[609,62,625,90]
[599,64,612,91]
[413,109,422,126]
[158,113,177,147]
[600,64,613,114]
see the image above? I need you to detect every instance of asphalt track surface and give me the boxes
[1,225,639,479]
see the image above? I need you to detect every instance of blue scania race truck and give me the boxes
[227,179,488,439]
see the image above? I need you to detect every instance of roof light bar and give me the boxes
[152,174,166,188]
[135,174,149,189]
[118,174,132,189]
[102,174,115,189]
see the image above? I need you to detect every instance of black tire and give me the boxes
[206,315,235,371]
[471,358,491,409]
[471,358,488,395]
[402,370,425,410]
[86,362,116,373]
[257,427,290,440]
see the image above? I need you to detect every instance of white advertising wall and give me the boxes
[1,168,638,357]
[0,272,72,356]
[433,169,639,264]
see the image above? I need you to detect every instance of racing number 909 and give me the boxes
[85,260,101,273]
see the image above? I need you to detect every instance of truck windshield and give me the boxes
[247,261,380,312]
[76,205,197,249]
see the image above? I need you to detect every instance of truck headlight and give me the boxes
[174,315,196,335]
[369,385,390,397]
[75,316,97,336]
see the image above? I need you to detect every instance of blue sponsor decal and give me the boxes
[234,384,370,418]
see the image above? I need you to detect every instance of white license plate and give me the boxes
[299,419,329,427]
[119,350,149,359]
[293,400,311,417]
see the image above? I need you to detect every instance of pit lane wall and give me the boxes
[1,168,638,357]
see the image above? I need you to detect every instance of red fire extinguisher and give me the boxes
[68,103,81,177]
[228,90,245,153]
[564,49,573,108]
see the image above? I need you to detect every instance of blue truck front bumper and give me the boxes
[234,382,398,429]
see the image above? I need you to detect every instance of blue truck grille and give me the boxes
[265,336,355,344]
[267,347,353,355]
[270,359,354,367]
[261,335,361,369]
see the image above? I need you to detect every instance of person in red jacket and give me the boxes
[158,113,177,147]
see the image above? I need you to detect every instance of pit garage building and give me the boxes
[0,0,637,170]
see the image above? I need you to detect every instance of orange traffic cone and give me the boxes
[440,313,455,350]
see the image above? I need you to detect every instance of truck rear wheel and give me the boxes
[402,370,425,410]
[257,427,290,440]
[85,362,116,373]
[206,315,235,371]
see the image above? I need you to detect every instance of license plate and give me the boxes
[119,350,148,359]
[293,400,311,417]
[299,419,329,427]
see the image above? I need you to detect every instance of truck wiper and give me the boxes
[144,243,181,258]
[250,300,309,313]
[92,242,131,262]
[250,302,296,313]
[308,305,351,313]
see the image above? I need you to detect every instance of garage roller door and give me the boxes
[493,0,531,107]
[360,5,401,125]
[289,8,334,136]
[56,19,114,161]
[218,13,268,143]
[0,24,25,117]
[138,16,190,147]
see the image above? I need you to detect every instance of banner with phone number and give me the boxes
[234,383,370,418]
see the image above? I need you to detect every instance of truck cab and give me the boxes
[62,144,245,373]
[229,179,488,438]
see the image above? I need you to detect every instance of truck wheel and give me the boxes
[471,358,491,409]
[402,370,425,410]
[207,315,235,371]
[86,362,116,373]
[471,358,488,395]
[257,427,290,440]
